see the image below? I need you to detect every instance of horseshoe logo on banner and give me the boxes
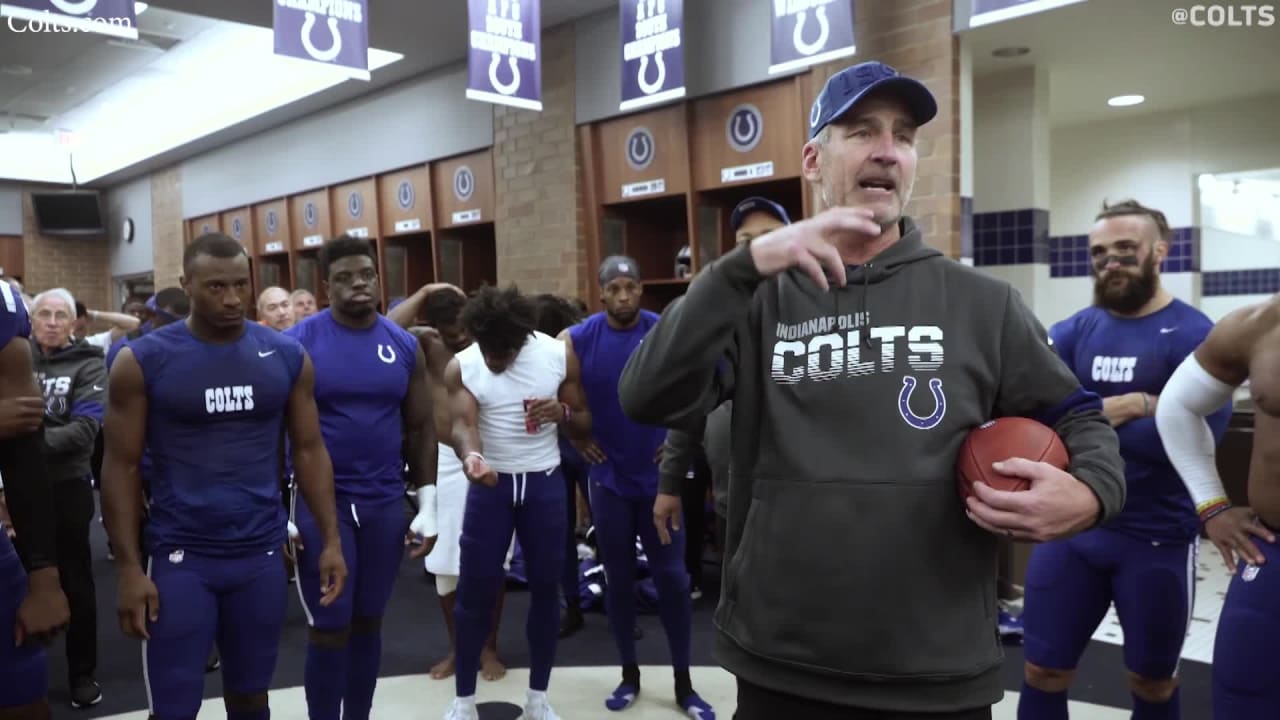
[266,210,279,235]
[348,192,362,219]
[232,218,243,239]
[637,51,666,96]
[304,202,317,228]
[49,0,97,15]
[397,181,415,210]
[792,6,830,57]
[489,54,521,96]
[301,13,343,63]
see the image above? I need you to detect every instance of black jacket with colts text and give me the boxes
[619,217,1126,713]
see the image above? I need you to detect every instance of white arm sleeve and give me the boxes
[1154,353,1237,512]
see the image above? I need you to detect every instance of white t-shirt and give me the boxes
[457,332,566,474]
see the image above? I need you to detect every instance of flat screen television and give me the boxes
[30,190,106,236]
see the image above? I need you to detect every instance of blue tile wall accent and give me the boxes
[1203,268,1280,296]
[1049,235,1090,277]
[961,196,973,259]
[1048,226,1201,278]
[1164,227,1200,274]
[972,208,1049,266]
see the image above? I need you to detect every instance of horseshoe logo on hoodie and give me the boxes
[898,375,946,430]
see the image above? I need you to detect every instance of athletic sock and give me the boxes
[1132,688,1179,720]
[606,665,641,711]
[1017,681,1068,720]
[342,628,382,720]
[303,643,347,720]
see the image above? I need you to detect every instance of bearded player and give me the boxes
[1018,200,1232,720]
[1157,298,1280,718]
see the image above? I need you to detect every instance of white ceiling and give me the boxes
[0,0,616,185]
[6,0,1279,185]
[965,0,1280,127]
[0,6,217,133]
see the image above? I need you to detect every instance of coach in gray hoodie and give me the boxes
[620,62,1125,718]
[30,287,107,707]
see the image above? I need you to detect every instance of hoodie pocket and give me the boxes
[719,476,1002,681]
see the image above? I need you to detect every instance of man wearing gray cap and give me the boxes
[566,256,713,717]
[620,60,1125,718]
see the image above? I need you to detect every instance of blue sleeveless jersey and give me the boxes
[285,310,418,502]
[0,283,29,347]
[0,284,28,566]
[1050,299,1233,543]
[570,311,666,498]
[130,321,304,557]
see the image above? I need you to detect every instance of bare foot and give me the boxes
[480,649,507,681]
[430,652,456,679]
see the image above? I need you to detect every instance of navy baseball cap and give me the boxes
[730,197,791,231]
[808,61,938,140]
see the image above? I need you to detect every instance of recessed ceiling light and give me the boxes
[0,64,31,76]
[992,46,1030,58]
[1107,94,1145,107]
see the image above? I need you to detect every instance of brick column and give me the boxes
[811,0,961,258]
[150,165,184,288]
[492,23,588,299]
[22,193,110,308]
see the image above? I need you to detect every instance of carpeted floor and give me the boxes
[41,513,1214,719]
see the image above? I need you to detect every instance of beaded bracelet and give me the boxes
[1199,499,1232,524]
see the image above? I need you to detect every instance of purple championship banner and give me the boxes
[619,0,684,112]
[274,0,370,81]
[0,0,138,40]
[466,0,542,112]
[966,0,1085,28]
[768,0,857,76]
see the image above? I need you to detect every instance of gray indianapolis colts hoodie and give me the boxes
[33,339,107,483]
[619,217,1125,713]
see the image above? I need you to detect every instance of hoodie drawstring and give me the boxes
[835,263,874,350]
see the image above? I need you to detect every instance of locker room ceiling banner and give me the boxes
[768,0,857,76]
[619,0,685,112]
[466,0,543,112]
[273,0,370,81]
[0,0,138,40]
[958,0,1086,30]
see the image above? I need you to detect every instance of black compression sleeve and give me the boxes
[0,427,58,572]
